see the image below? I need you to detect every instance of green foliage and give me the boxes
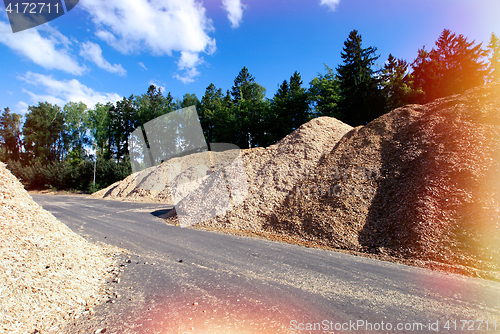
[411,29,488,103]
[88,102,112,157]
[135,85,174,126]
[108,96,137,162]
[63,101,90,165]
[271,71,311,141]
[230,67,270,148]
[308,65,341,118]
[22,102,65,164]
[199,83,228,143]
[0,107,22,162]
[380,54,423,110]
[6,155,130,192]
[179,93,201,110]
[336,30,385,126]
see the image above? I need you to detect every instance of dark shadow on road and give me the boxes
[150,208,175,219]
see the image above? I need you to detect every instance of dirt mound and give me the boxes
[267,84,500,278]
[0,162,124,333]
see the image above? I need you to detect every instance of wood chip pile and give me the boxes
[91,85,500,279]
[268,83,500,278]
[0,162,124,333]
[91,165,173,203]
[192,116,353,231]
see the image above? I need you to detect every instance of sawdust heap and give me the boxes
[0,162,124,333]
[92,117,353,220]
[267,84,500,278]
[190,116,354,230]
[91,165,173,203]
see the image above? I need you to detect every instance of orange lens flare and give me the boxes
[131,289,324,334]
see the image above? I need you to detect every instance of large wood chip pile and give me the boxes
[90,85,500,279]
[193,116,353,231]
[268,83,500,278]
[0,162,124,333]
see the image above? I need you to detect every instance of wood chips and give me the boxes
[0,162,125,333]
[268,83,500,279]
[92,85,500,280]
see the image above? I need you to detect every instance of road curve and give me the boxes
[32,194,500,334]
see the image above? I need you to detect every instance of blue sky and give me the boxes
[0,0,499,116]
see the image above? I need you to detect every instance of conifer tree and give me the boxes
[336,30,385,126]
[488,33,500,83]
[271,71,310,141]
[230,67,268,148]
[381,54,423,110]
[0,107,21,162]
[411,29,487,103]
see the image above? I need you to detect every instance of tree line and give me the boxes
[1,29,499,192]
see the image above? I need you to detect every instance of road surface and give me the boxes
[32,194,500,333]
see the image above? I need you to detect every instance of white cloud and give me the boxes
[148,81,166,93]
[222,0,246,28]
[80,41,127,76]
[0,21,85,75]
[19,72,121,108]
[174,67,200,84]
[139,62,148,70]
[15,101,29,116]
[173,50,204,83]
[320,0,341,11]
[79,0,216,83]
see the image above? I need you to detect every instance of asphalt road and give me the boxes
[32,194,500,334]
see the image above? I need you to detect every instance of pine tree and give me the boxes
[108,96,137,162]
[0,107,22,162]
[23,102,65,164]
[271,71,310,141]
[230,67,268,148]
[411,29,488,103]
[135,85,174,126]
[380,54,423,110]
[488,33,500,83]
[199,83,223,143]
[336,30,385,126]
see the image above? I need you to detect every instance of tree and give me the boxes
[199,83,224,143]
[88,102,112,158]
[336,30,385,126]
[23,102,65,164]
[135,85,174,126]
[0,107,22,162]
[179,93,201,110]
[308,65,341,119]
[230,67,269,148]
[411,29,488,103]
[380,54,423,110]
[271,71,311,141]
[487,32,500,83]
[63,101,90,165]
[108,96,137,162]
